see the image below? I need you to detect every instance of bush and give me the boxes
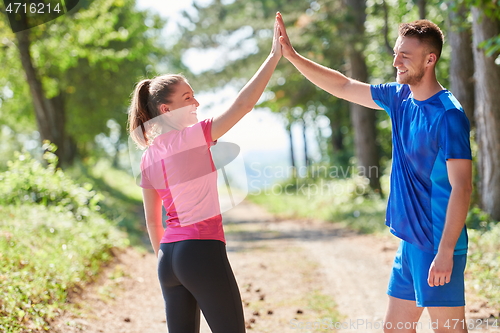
[467,211,500,310]
[0,144,102,221]
[0,205,127,332]
[0,146,128,332]
[466,206,495,230]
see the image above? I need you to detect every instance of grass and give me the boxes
[466,221,500,311]
[0,149,135,332]
[0,204,127,333]
[248,175,388,234]
[307,291,339,318]
[67,159,147,247]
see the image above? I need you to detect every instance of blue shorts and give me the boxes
[387,240,467,307]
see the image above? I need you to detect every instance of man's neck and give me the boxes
[409,74,443,101]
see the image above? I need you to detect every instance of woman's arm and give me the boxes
[142,188,165,257]
[211,15,282,141]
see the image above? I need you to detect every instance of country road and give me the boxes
[51,200,499,333]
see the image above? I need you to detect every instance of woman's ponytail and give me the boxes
[128,79,157,149]
[128,74,187,149]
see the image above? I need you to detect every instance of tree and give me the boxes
[344,0,383,195]
[14,27,71,164]
[173,0,386,186]
[416,0,426,19]
[0,0,167,166]
[172,0,349,169]
[471,6,500,220]
[447,2,475,126]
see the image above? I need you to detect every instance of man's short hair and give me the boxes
[398,20,444,59]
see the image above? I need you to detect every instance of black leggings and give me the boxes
[158,240,245,333]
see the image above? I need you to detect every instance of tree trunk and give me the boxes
[381,0,395,56]
[416,0,426,19]
[15,30,73,167]
[345,0,383,196]
[471,7,500,220]
[448,4,475,127]
[302,119,309,169]
[329,116,344,153]
[287,124,297,177]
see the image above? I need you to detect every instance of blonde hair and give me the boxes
[127,74,187,149]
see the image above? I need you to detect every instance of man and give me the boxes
[276,12,472,333]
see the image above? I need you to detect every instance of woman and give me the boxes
[127,14,282,333]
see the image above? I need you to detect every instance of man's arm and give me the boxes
[428,158,472,287]
[276,12,382,110]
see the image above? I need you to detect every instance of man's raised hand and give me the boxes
[276,12,296,60]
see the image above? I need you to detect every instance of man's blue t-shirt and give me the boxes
[371,83,472,255]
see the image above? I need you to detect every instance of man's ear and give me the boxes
[159,104,170,114]
[427,53,437,66]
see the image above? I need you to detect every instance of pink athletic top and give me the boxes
[139,118,225,244]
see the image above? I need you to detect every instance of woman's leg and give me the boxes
[172,240,246,333]
[158,243,201,333]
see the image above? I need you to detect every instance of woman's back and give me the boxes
[140,119,225,243]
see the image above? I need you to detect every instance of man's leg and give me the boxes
[402,241,468,333]
[385,241,424,332]
[384,296,424,333]
[427,306,468,333]
[409,244,467,333]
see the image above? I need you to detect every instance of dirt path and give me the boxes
[52,201,499,333]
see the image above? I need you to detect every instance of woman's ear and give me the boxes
[159,104,170,114]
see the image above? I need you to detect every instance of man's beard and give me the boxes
[397,66,425,86]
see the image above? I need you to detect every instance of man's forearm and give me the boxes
[438,186,472,255]
[287,52,380,109]
[287,52,351,98]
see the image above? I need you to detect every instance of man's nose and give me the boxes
[393,54,401,68]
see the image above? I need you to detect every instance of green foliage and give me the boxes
[466,206,495,230]
[467,221,500,309]
[66,158,146,246]
[0,204,127,332]
[56,0,169,144]
[0,148,127,332]
[0,0,170,162]
[479,34,500,57]
[466,0,500,20]
[460,0,500,56]
[0,143,101,221]
[0,14,36,133]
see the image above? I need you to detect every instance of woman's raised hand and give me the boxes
[270,13,282,59]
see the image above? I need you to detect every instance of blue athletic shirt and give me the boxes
[371,83,472,255]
